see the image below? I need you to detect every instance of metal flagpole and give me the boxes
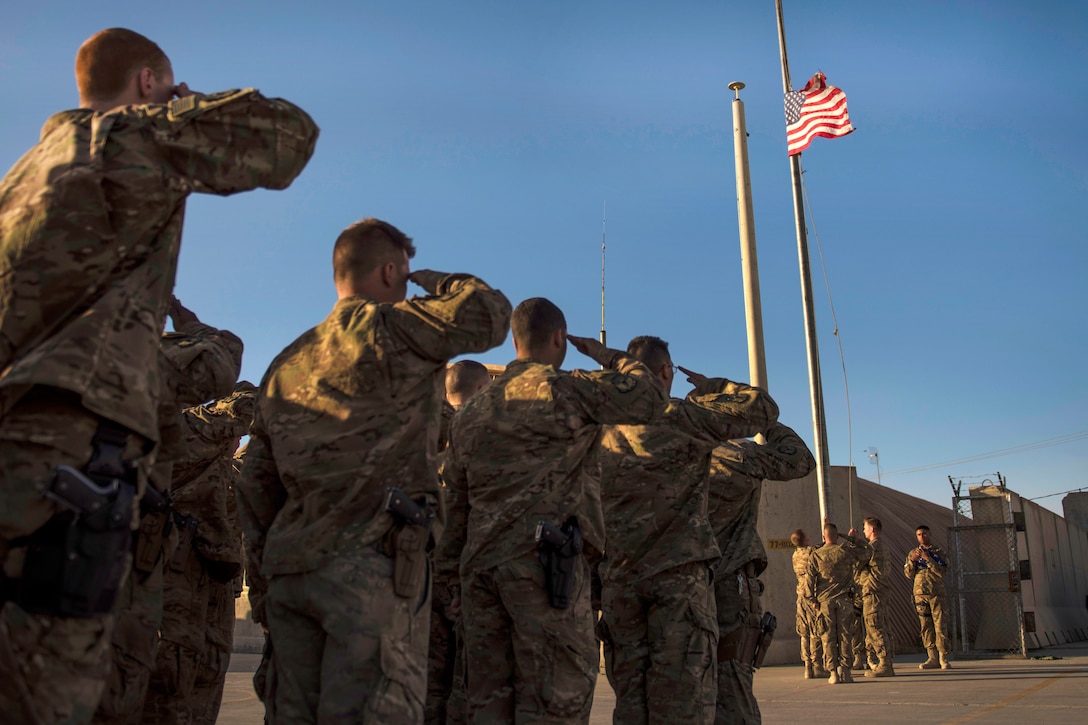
[775,0,832,526]
[728,81,769,445]
[599,202,607,368]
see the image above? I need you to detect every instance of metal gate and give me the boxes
[948,484,1027,657]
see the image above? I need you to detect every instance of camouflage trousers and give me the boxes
[462,555,597,724]
[187,578,235,724]
[815,597,855,672]
[599,561,717,725]
[143,544,212,725]
[0,389,144,725]
[253,634,276,724]
[266,548,430,724]
[92,559,165,725]
[713,567,761,725]
[851,595,866,666]
[793,596,823,667]
[862,592,892,663]
[915,592,950,655]
[425,577,467,725]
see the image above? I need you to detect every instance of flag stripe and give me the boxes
[784,73,854,156]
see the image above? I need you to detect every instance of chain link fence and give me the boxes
[948,489,1027,657]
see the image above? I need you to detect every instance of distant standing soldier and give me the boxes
[237,219,511,723]
[805,523,869,684]
[0,27,317,723]
[858,517,895,677]
[905,524,951,670]
[596,338,780,725]
[706,421,814,725]
[427,360,492,725]
[441,298,668,723]
[791,529,824,679]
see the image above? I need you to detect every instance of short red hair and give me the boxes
[75,28,169,101]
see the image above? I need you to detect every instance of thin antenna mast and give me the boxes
[600,201,607,349]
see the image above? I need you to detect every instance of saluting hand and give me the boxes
[168,295,200,330]
[408,270,443,294]
[172,83,202,99]
[567,334,605,361]
[677,365,709,387]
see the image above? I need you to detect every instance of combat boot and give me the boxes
[852,655,865,670]
[919,650,940,669]
[814,666,830,678]
[804,663,814,679]
[839,666,854,683]
[940,653,952,670]
[827,668,840,685]
[865,660,896,677]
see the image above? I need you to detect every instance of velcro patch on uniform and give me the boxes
[168,94,198,117]
[611,374,637,393]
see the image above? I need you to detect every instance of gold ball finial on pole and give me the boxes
[728,80,745,100]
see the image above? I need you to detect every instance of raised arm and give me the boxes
[390,271,512,362]
[156,88,319,195]
[564,336,667,426]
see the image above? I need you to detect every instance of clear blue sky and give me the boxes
[2,1,1085,517]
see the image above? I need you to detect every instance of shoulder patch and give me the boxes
[167,88,258,121]
[611,373,637,394]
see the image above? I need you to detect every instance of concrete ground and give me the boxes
[218,642,1088,724]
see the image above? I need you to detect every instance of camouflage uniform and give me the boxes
[804,538,869,681]
[93,322,243,725]
[708,423,814,725]
[428,400,467,725]
[850,567,866,669]
[791,546,823,674]
[0,87,316,724]
[441,347,668,724]
[143,385,254,725]
[904,545,950,665]
[858,536,894,676]
[237,271,510,724]
[596,379,780,725]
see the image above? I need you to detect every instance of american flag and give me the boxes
[785,72,854,156]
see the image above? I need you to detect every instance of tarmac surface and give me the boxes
[218,642,1088,724]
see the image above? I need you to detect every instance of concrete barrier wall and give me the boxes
[1010,490,1088,648]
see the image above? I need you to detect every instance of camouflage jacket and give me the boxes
[154,319,244,480]
[0,89,317,441]
[904,545,949,597]
[792,545,818,598]
[171,386,255,572]
[857,536,892,596]
[238,272,511,578]
[806,540,870,603]
[441,351,667,578]
[597,379,780,584]
[707,422,815,578]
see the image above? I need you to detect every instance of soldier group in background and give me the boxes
[792,517,953,686]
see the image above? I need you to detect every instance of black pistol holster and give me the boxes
[752,611,777,668]
[535,516,583,609]
[384,487,435,599]
[18,421,137,618]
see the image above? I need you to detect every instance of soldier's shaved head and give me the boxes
[333,218,415,302]
[791,528,808,547]
[511,298,566,361]
[76,28,171,105]
[446,361,491,408]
